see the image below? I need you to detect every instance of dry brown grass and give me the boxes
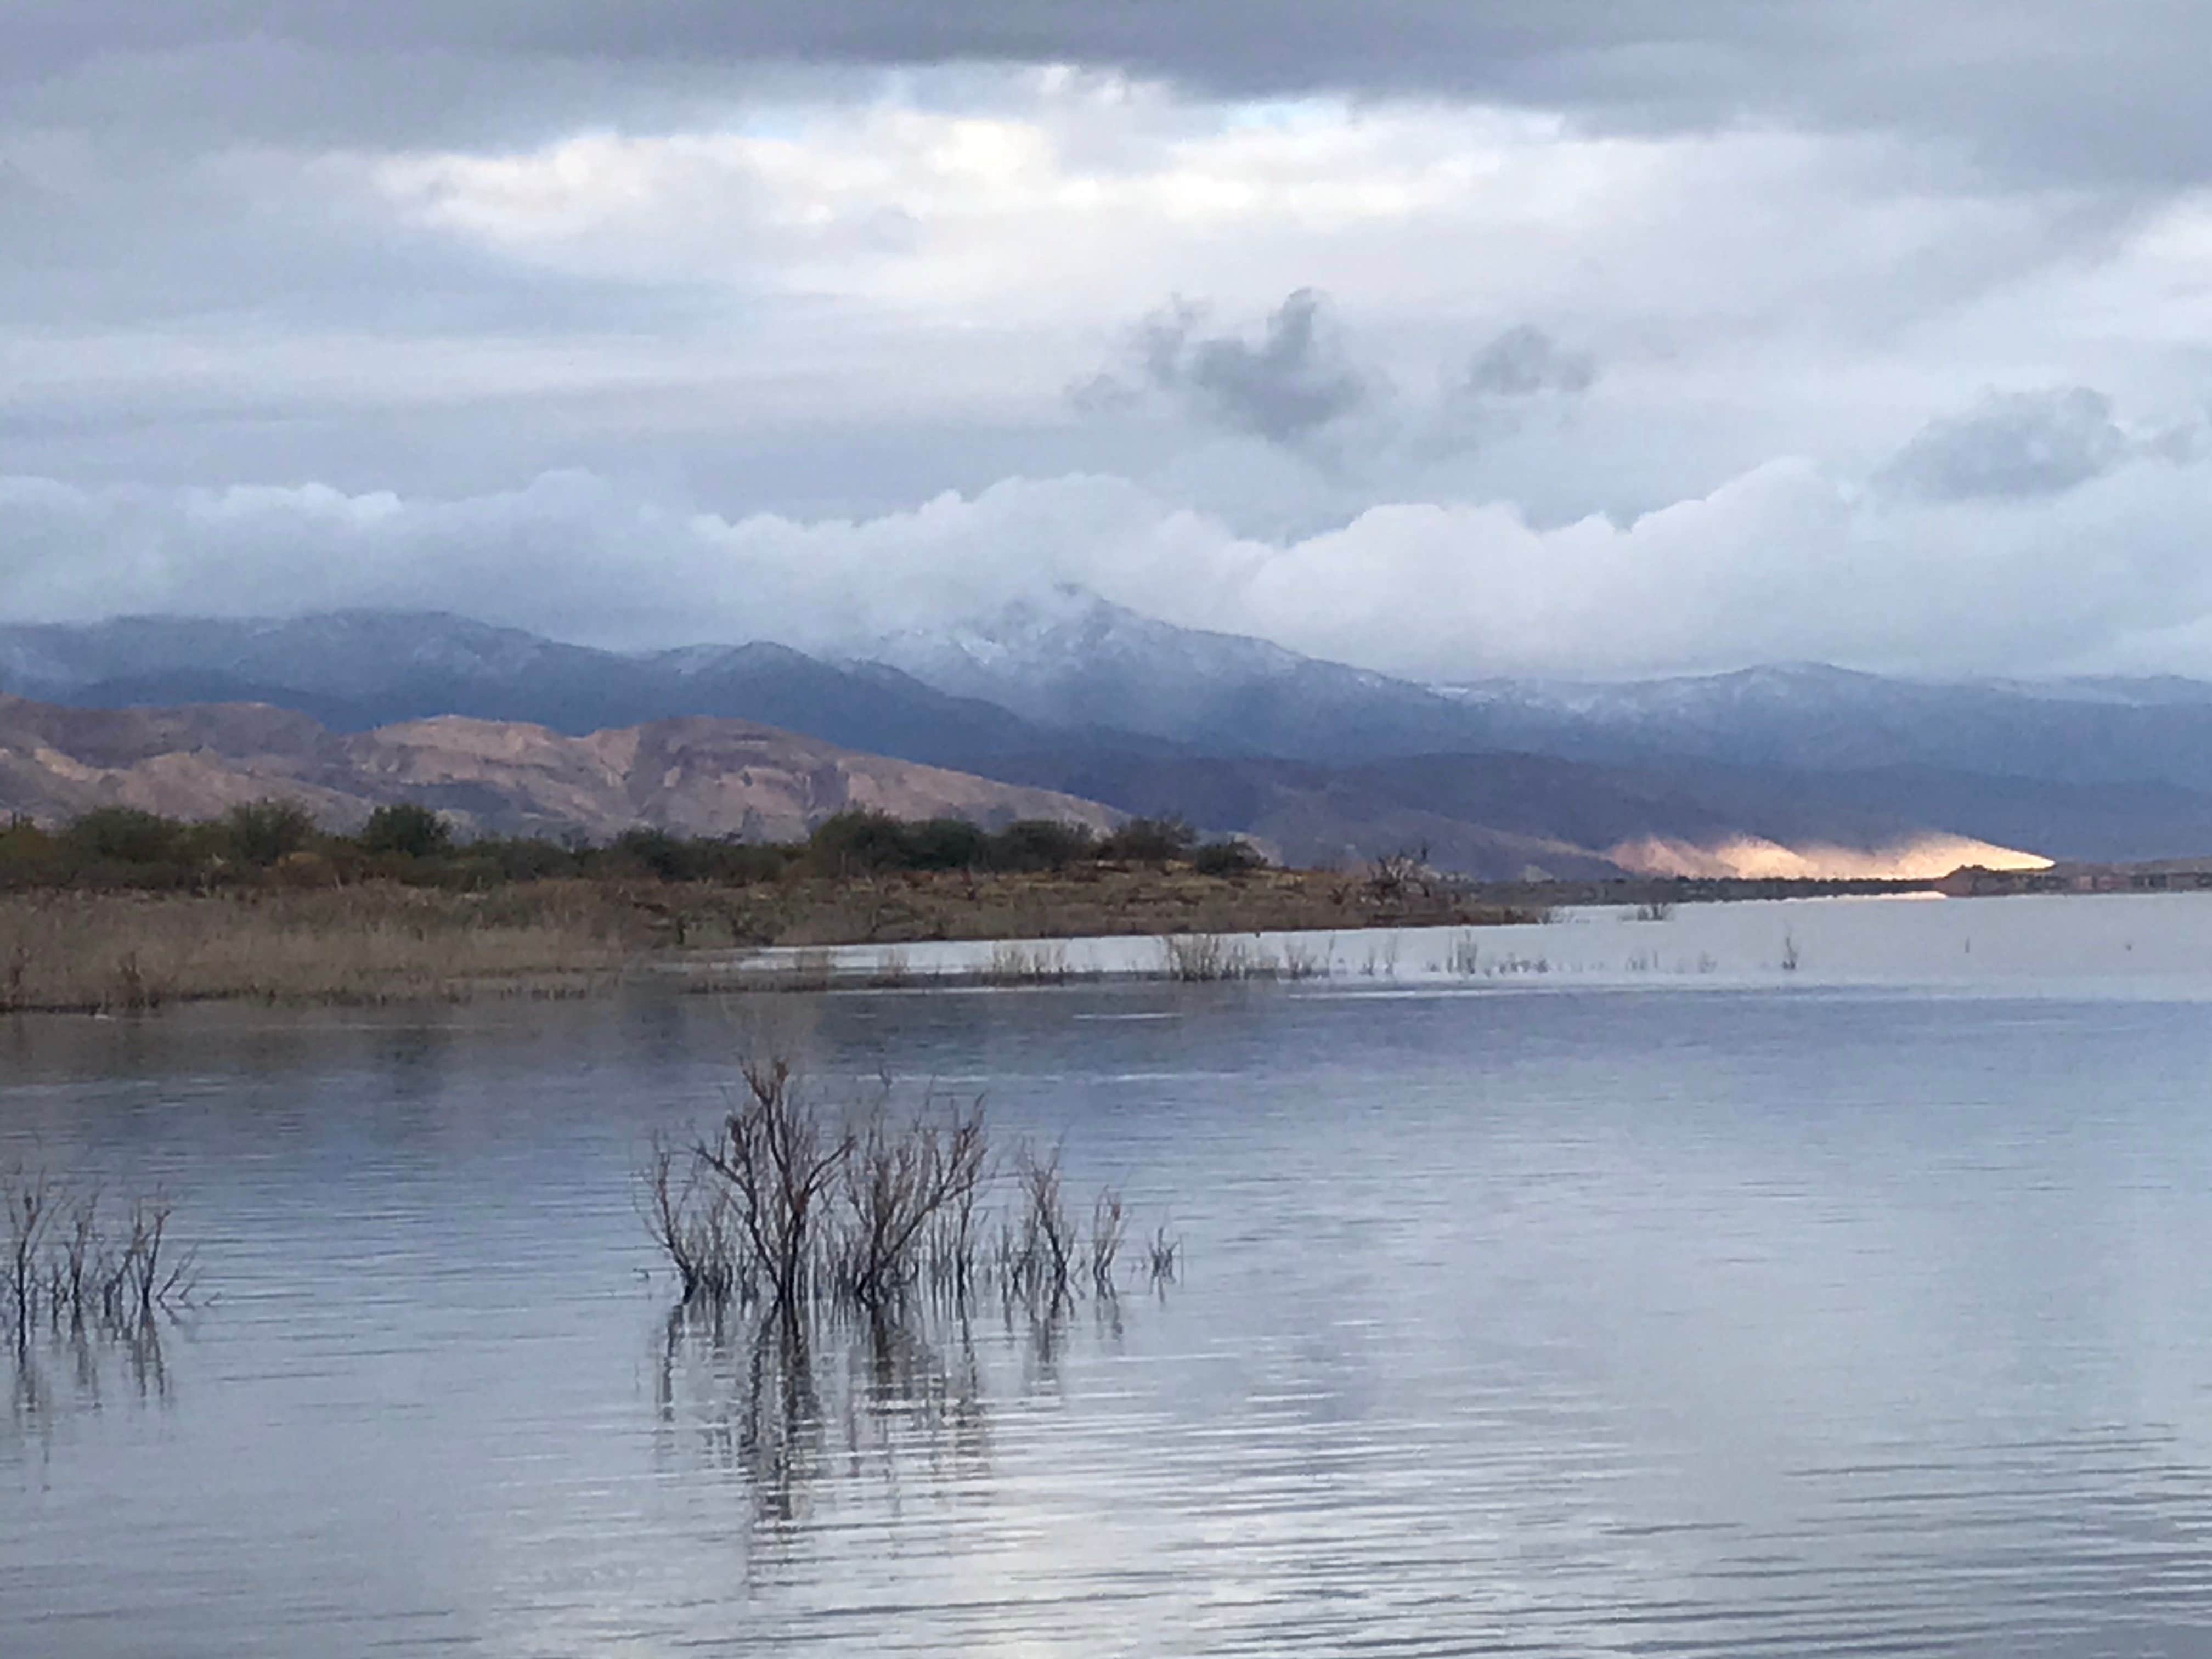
[0,865,1539,1012]
[0,883,647,1012]
[710,865,1534,947]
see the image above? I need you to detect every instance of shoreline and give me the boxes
[9,868,2194,1014]
[0,868,1539,1014]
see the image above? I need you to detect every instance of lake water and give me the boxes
[9,893,2212,1656]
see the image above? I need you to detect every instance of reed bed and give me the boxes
[1155,931,1332,982]
[0,885,644,1011]
[985,941,1070,984]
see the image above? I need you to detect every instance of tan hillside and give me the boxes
[0,695,1119,840]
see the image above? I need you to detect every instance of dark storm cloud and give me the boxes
[1463,326,1598,399]
[1879,388,2140,503]
[7,2,2210,185]
[1080,290,1372,446]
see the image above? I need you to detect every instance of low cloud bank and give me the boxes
[7,440,2212,682]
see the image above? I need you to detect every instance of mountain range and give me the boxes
[8,595,2212,877]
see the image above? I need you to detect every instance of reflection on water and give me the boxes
[10,898,2212,1654]
[655,1304,993,1530]
[10,1313,176,1436]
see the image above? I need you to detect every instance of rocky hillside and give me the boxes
[0,696,1119,842]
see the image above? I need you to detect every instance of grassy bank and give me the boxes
[692,863,1533,947]
[0,884,644,1012]
[0,866,1536,1013]
[0,802,1546,1011]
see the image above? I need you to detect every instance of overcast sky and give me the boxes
[4,2,2210,680]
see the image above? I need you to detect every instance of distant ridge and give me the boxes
[0,692,2058,883]
[0,611,1060,771]
[0,694,1119,843]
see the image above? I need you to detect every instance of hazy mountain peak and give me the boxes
[867,584,1311,686]
[855,584,1440,749]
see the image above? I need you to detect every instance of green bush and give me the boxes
[808,809,915,874]
[0,803,1216,895]
[612,827,693,881]
[359,802,453,859]
[902,817,990,871]
[465,837,584,883]
[985,819,1097,873]
[1100,816,1197,864]
[0,817,64,889]
[1193,839,1265,877]
[223,798,318,867]
[64,807,191,866]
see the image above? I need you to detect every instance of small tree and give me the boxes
[807,809,915,875]
[1101,816,1197,865]
[613,827,692,881]
[902,817,989,871]
[223,798,317,867]
[0,817,61,889]
[1193,838,1265,877]
[359,802,453,859]
[64,807,189,867]
[985,819,1097,873]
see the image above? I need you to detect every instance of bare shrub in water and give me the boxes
[1446,932,1482,975]
[985,941,1070,984]
[695,1056,852,1312]
[1145,1224,1181,1286]
[831,1094,989,1308]
[3,1167,197,1350]
[1009,1141,1078,1304]
[645,1057,1149,1319]
[1158,931,1333,981]
[1089,1187,1126,1294]
[640,1136,744,1306]
[1158,930,1234,981]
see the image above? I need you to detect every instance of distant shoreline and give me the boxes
[0,867,1540,1014]
[11,861,2211,1015]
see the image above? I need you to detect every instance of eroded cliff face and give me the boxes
[0,696,1119,840]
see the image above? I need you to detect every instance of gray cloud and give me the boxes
[8,4,2209,186]
[6,4,2212,682]
[1082,290,1373,446]
[1463,325,1598,399]
[1880,388,2138,502]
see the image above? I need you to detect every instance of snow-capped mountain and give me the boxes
[1430,662,2212,790]
[860,590,2212,796]
[859,585,1495,758]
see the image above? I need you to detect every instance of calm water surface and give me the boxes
[9,894,2212,1656]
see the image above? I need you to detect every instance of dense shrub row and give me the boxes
[0,803,1265,894]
